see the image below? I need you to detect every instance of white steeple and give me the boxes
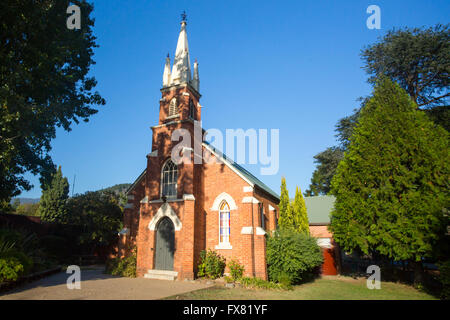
[162,54,171,87]
[171,16,191,85]
[162,12,200,92]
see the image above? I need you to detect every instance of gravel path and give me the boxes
[0,268,211,300]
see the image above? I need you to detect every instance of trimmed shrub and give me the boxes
[105,248,137,278]
[0,257,25,282]
[267,229,323,284]
[197,249,226,279]
[228,259,245,281]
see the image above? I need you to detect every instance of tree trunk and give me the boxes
[412,260,424,287]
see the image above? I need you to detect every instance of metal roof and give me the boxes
[304,195,336,224]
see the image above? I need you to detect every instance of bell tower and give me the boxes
[148,13,202,200]
[158,14,201,126]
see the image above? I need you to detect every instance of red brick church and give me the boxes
[118,17,280,281]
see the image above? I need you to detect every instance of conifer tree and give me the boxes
[278,177,294,230]
[39,166,69,223]
[292,187,310,234]
[330,78,449,284]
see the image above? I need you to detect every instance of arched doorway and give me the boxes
[155,217,175,270]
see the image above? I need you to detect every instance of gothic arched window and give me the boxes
[168,98,178,117]
[161,159,177,198]
[219,201,230,244]
[189,99,195,120]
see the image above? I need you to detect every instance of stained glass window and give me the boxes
[219,201,230,244]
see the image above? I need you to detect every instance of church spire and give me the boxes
[162,12,199,93]
[192,58,199,92]
[171,13,191,85]
[162,53,171,87]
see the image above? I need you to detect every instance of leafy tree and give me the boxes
[278,177,294,230]
[65,190,123,250]
[38,166,69,222]
[292,187,309,234]
[330,78,449,285]
[362,24,449,108]
[0,0,105,203]
[15,203,40,217]
[307,25,449,196]
[304,147,344,196]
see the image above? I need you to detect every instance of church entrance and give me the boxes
[155,217,175,270]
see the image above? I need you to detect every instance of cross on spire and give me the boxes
[181,11,187,22]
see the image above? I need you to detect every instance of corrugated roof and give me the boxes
[304,195,335,224]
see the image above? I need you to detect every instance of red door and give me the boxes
[322,248,337,275]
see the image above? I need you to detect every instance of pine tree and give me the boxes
[39,166,69,223]
[278,177,294,230]
[330,78,449,284]
[292,187,310,234]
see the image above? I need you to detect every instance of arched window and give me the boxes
[219,201,230,244]
[168,98,177,117]
[161,159,177,198]
[189,99,195,120]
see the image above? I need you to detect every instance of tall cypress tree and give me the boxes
[39,166,69,223]
[292,187,310,234]
[278,177,294,230]
[330,78,449,284]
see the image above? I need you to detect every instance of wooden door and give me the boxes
[155,217,175,270]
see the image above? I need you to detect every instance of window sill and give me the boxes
[215,243,232,250]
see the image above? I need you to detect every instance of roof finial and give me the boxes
[181,10,187,23]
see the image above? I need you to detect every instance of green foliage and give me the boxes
[424,105,450,132]
[0,0,105,202]
[39,166,69,223]
[0,227,35,281]
[0,257,25,282]
[65,190,123,250]
[228,259,245,281]
[0,249,33,274]
[305,147,345,196]
[292,187,309,234]
[266,229,323,285]
[105,248,137,278]
[438,260,450,300]
[239,277,292,290]
[361,24,449,108]
[14,203,40,217]
[330,78,450,263]
[197,249,226,279]
[278,177,294,230]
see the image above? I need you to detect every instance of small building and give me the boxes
[305,195,341,275]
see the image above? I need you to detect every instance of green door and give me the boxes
[155,217,175,270]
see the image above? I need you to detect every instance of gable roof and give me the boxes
[304,195,336,225]
[126,168,146,194]
[126,142,280,202]
[202,141,279,201]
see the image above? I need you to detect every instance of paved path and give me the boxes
[0,268,211,300]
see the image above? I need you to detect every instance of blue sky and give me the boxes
[20,0,449,198]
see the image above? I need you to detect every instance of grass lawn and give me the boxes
[165,276,437,300]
